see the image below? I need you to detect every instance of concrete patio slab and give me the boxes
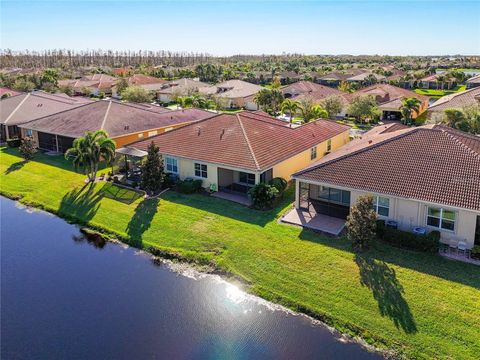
[211,191,252,206]
[281,207,346,236]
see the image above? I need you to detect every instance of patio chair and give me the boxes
[457,241,468,257]
[448,239,459,254]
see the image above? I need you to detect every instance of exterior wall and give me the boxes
[295,178,478,248]
[272,130,350,181]
[158,94,172,103]
[114,122,189,148]
[245,100,259,111]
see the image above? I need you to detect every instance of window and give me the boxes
[239,172,256,185]
[148,130,158,137]
[25,129,33,137]
[427,207,456,231]
[194,163,207,178]
[317,186,350,206]
[327,139,332,152]
[165,157,178,173]
[374,196,390,217]
[310,146,317,160]
[138,133,144,139]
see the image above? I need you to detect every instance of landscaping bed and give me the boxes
[1,147,479,359]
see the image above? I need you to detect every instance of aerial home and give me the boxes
[213,79,263,110]
[317,69,367,87]
[418,73,456,90]
[346,84,429,121]
[466,74,480,89]
[0,91,93,142]
[282,80,345,100]
[156,78,214,103]
[126,111,350,202]
[18,101,214,152]
[290,123,480,248]
[112,74,167,97]
[427,87,480,119]
[58,74,117,96]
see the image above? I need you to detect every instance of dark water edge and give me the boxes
[1,196,384,359]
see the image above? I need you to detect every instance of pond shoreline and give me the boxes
[1,192,391,359]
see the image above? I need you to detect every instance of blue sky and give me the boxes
[1,1,479,55]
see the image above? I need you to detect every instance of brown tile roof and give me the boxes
[346,84,429,104]
[214,80,263,99]
[1,91,93,126]
[127,74,166,86]
[294,125,480,211]
[18,101,215,139]
[157,78,211,95]
[129,111,350,172]
[282,81,344,100]
[466,74,480,84]
[318,69,366,81]
[428,87,480,112]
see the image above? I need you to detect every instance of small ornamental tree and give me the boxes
[141,142,165,195]
[346,194,377,252]
[121,86,153,103]
[19,136,37,160]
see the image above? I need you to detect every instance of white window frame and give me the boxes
[327,139,332,152]
[194,162,208,179]
[310,146,317,160]
[137,133,144,139]
[25,129,33,137]
[374,196,390,217]
[165,157,178,174]
[426,206,456,232]
[148,130,158,137]
[239,171,256,186]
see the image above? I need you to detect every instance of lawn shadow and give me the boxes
[126,197,160,246]
[99,183,143,205]
[4,160,27,174]
[58,183,103,223]
[298,228,480,290]
[355,254,417,334]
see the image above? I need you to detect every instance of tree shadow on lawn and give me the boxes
[355,254,417,334]
[58,183,103,223]
[126,197,160,247]
[299,228,480,290]
[99,183,143,205]
[4,159,27,174]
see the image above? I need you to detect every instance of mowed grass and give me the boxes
[1,147,479,359]
[414,85,466,98]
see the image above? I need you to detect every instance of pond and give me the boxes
[0,197,382,359]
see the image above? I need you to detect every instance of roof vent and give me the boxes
[368,140,373,144]
[37,103,43,107]
[197,127,201,136]
[124,125,129,130]
[220,128,225,139]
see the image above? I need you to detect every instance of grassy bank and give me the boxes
[414,85,466,98]
[1,147,479,359]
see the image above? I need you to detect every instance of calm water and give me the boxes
[0,197,382,360]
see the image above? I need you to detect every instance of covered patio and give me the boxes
[114,147,148,185]
[281,207,346,235]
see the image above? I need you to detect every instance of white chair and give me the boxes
[448,239,459,254]
[457,241,467,257]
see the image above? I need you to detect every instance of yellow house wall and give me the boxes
[272,130,350,180]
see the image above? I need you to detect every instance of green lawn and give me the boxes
[414,85,466,98]
[1,147,479,359]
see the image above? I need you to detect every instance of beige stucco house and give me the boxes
[127,111,350,199]
[292,123,480,249]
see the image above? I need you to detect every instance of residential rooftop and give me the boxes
[129,111,350,172]
[294,123,480,211]
[428,87,480,112]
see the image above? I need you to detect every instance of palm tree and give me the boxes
[281,99,300,127]
[400,97,422,125]
[65,130,116,183]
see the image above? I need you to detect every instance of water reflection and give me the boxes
[1,197,383,360]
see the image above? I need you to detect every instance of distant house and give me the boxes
[346,84,429,121]
[213,80,263,110]
[292,123,480,249]
[0,91,93,142]
[18,101,214,152]
[419,73,456,90]
[112,74,167,97]
[156,78,213,103]
[427,87,480,118]
[58,74,117,96]
[282,80,345,101]
[317,69,367,87]
[466,74,480,89]
[346,72,386,84]
[127,111,350,199]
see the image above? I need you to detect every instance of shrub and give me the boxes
[346,195,377,252]
[471,245,480,260]
[6,138,21,147]
[19,136,37,160]
[176,179,202,194]
[379,227,440,253]
[248,183,279,210]
[268,177,287,193]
